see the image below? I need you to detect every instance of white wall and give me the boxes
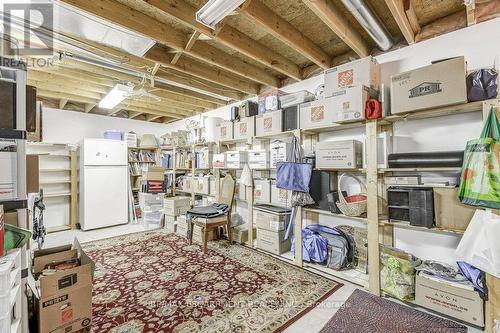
[42,108,168,144]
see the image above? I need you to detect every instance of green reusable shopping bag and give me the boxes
[458,108,500,209]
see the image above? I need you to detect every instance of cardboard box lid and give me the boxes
[39,264,93,298]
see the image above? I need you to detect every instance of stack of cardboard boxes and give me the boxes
[30,240,94,333]
[255,206,291,255]
[163,196,191,233]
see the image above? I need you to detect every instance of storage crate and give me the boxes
[388,187,434,228]
[139,192,164,211]
[217,121,234,141]
[142,210,163,229]
[233,116,255,140]
[164,196,191,216]
[226,151,248,169]
[254,179,271,203]
[248,150,269,169]
[256,110,283,136]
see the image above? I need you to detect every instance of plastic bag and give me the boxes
[240,163,253,187]
[467,68,498,102]
[380,245,421,301]
[458,108,500,209]
[455,209,500,278]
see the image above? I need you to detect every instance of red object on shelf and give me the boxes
[365,98,382,119]
[345,194,367,203]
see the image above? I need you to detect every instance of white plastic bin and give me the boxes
[142,210,163,229]
[139,193,164,211]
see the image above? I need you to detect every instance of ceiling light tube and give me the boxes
[99,84,132,109]
[196,0,246,29]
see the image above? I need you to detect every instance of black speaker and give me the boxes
[230,106,240,121]
[309,170,331,210]
[282,106,298,131]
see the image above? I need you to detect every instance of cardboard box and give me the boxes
[226,151,248,169]
[257,228,291,255]
[233,116,256,140]
[390,57,467,114]
[32,240,94,333]
[385,176,421,185]
[433,188,476,231]
[271,180,292,207]
[182,177,193,193]
[315,140,363,169]
[415,273,484,326]
[254,179,271,204]
[27,154,40,194]
[256,110,283,137]
[255,208,289,231]
[217,121,234,141]
[176,218,216,243]
[196,147,213,169]
[248,150,269,170]
[325,56,381,97]
[145,167,164,181]
[163,197,191,216]
[331,86,378,123]
[299,98,340,130]
[212,153,226,169]
[232,225,256,244]
[194,176,210,195]
[270,141,292,168]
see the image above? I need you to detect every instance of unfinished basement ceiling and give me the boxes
[19,0,500,122]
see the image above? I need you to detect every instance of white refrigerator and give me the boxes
[79,138,129,230]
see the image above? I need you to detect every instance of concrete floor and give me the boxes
[43,224,481,333]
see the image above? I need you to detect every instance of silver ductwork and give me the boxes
[341,0,393,51]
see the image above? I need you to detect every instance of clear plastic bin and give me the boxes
[142,210,163,229]
[139,193,164,211]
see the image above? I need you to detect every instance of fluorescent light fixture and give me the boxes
[99,84,133,109]
[196,0,246,29]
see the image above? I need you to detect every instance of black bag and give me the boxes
[187,203,229,219]
[467,68,498,102]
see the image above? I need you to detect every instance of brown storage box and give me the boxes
[27,154,40,194]
[145,167,164,181]
[32,239,95,333]
[415,273,484,327]
[232,225,256,244]
[433,188,476,231]
[390,57,467,114]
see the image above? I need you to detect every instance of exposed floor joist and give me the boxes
[61,0,280,87]
[239,0,332,69]
[302,0,371,57]
[384,0,416,44]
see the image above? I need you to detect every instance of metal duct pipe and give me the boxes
[340,0,393,51]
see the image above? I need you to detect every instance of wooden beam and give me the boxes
[59,98,68,109]
[29,71,110,94]
[404,0,421,34]
[185,31,201,51]
[129,111,143,119]
[28,80,104,100]
[384,0,415,44]
[37,89,98,105]
[145,0,301,80]
[240,0,331,69]
[466,0,476,27]
[302,0,370,57]
[146,115,162,122]
[61,0,280,88]
[84,103,96,113]
[146,45,260,95]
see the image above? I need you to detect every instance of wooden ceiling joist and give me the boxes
[28,71,110,94]
[37,89,98,105]
[404,0,421,34]
[59,99,69,109]
[146,45,260,95]
[240,0,332,69]
[302,0,371,57]
[28,80,104,100]
[84,103,96,113]
[384,0,415,44]
[128,111,143,119]
[61,0,280,88]
[466,1,476,26]
[144,0,301,80]
[146,115,163,122]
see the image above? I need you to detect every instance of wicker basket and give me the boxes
[336,173,367,217]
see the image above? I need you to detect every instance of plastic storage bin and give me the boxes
[142,210,163,229]
[387,187,434,228]
[139,193,164,211]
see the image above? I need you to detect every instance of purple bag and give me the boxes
[276,161,313,192]
[291,228,328,263]
[467,68,498,102]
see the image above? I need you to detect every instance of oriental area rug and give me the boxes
[319,289,468,333]
[83,230,342,332]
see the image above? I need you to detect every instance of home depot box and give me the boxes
[271,180,292,207]
[270,141,292,168]
[433,188,476,231]
[226,151,248,169]
[31,239,94,333]
[217,121,234,141]
[254,179,271,203]
[415,273,484,326]
[248,150,270,169]
[233,116,256,140]
[331,86,378,123]
[325,56,381,97]
[315,140,363,169]
[256,110,283,136]
[299,98,340,130]
[390,57,468,114]
[194,176,210,195]
[163,196,191,216]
